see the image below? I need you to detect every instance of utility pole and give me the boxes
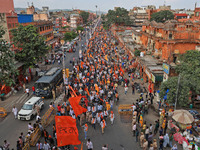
[175,74,181,110]
[60,40,66,86]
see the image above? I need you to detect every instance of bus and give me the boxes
[34,67,63,98]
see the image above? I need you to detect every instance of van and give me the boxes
[18,97,44,120]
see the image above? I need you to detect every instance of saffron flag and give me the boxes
[69,96,87,117]
[55,116,81,147]
[68,85,77,97]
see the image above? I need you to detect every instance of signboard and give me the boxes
[163,73,169,82]
[151,73,155,83]
[145,69,151,79]
[163,63,170,75]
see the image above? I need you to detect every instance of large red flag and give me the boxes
[69,96,87,117]
[55,116,81,147]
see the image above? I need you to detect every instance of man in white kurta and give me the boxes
[110,111,115,125]
[12,106,18,119]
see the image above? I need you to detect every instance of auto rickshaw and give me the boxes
[0,107,7,117]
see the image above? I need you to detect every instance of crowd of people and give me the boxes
[5,24,181,150]
[52,25,134,149]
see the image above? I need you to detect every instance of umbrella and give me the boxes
[172,109,194,124]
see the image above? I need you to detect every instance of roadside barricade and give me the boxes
[22,143,30,150]
[22,107,56,148]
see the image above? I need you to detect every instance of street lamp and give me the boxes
[60,39,66,86]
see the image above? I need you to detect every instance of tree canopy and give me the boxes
[102,7,131,30]
[80,11,89,24]
[12,24,49,69]
[160,50,200,107]
[151,10,174,23]
[0,26,18,86]
[64,31,78,42]
[76,26,84,32]
[134,49,140,57]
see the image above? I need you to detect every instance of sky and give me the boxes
[13,0,199,12]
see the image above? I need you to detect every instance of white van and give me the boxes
[18,97,44,120]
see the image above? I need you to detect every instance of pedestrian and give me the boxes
[140,132,144,148]
[102,145,108,150]
[48,135,54,147]
[154,120,159,135]
[53,124,56,137]
[163,133,169,148]
[43,129,49,142]
[25,87,29,97]
[143,139,148,150]
[124,85,128,95]
[159,127,163,136]
[149,124,153,133]
[132,123,136,136]
[132,84,135,94]
[159,135,164,150]
[135,128,139,142]
[172,144,178,150]
[148,132,153,147]
[91,117,96,129]
[16,140,21,150]
[43,141,51,150]
[153,139,157,150]
[25,76,29,83]
[3,140,10,150]
[100,119,106,134]
[36,114,41,122]
[110,111,115,125]
[32,86,35,95]
[12,106,18,119]
[36,140,43,150]
[86,139,93,150]
[145,126,149,140]
[149,144,154,150]
[169,133,173,148]
[83,123,88,140]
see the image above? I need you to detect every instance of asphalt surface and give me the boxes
[0,35,84,149]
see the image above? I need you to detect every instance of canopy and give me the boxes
[172,109,194,124]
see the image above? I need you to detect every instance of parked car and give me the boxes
[18,97,44,120]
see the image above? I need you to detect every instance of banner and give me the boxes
[69,96,87,117]
[55,116,81,147]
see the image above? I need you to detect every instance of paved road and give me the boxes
[0,36,86,149]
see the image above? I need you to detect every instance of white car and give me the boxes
[18,97,44,120]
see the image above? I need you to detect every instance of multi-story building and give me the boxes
[0,0,19,43]
[140,20,200,63]
[21,20,58,49]
[26,4,49,21]
[129,7,149,27]
[70,14,83,28]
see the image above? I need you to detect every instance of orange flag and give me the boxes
[68,85,77,97]
[69,96,87,117]
[85,87,90,96]
[55,116,81,147]
[105,55,108,61]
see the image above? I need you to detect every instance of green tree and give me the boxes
[151,10,174,23]
[76,26,84,32]
[0,27,18,86]
[102,7,131,29]
[64,31,78,42]
[160,76,190,107]
[160,50,200,107]
[80,11,89,24]
[175,50,200,95]
[134,49,140,57]
[12,25,49,69]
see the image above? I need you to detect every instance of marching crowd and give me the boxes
[4,25,180,150]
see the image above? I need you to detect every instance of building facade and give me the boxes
[140,20,200,62]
